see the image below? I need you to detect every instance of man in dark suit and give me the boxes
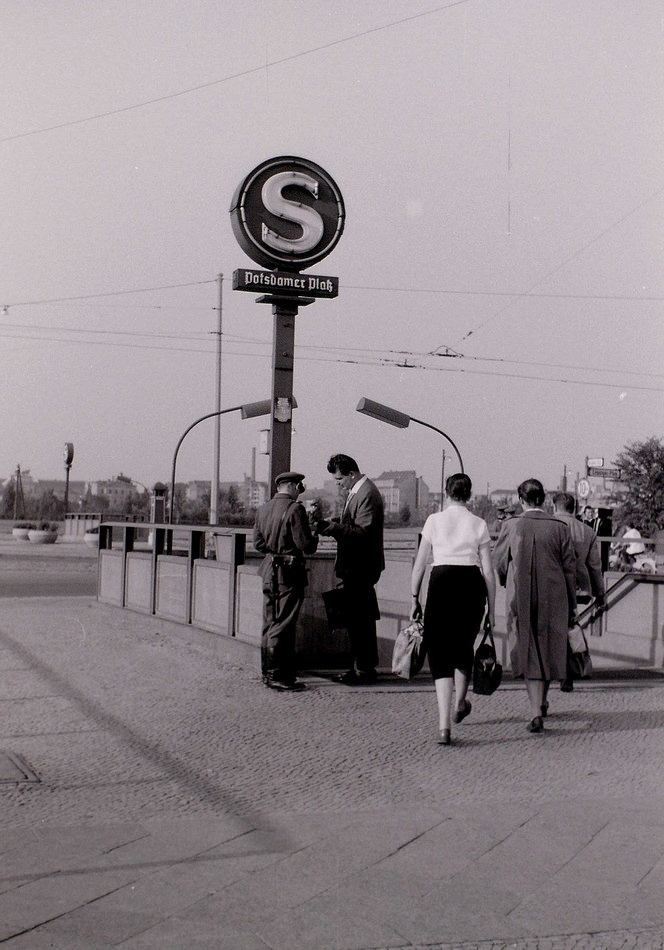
[253,472,318,692]
[318,454,385,685]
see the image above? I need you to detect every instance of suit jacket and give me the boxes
[327,477,385,586]
[554,512,605,599]
[494,509,577,680]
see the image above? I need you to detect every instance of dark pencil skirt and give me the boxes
[423,565,487,679]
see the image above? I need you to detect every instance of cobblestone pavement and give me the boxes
[1,592,664,949]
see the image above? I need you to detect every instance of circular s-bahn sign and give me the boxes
[230,156,345,271]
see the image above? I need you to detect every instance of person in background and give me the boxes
[552,491,605,692]
[582,505,599,531]
[494,478,577,733]
[553,493,605,607]
[253,472,318,692]
[317,454,385,685]
[410,473,496,746]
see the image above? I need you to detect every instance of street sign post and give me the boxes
[230,156,345,494]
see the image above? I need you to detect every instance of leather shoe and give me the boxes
[560,679,574,693]
[355,670,377,685]
[453,699,472,724]
[334,670,358,685]
[264,678,306,692]
[437,728,451,745]
[528,716,544,733]
[335,670,377,685]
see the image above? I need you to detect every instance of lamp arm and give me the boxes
[409,416,464,474]
[169,406,245,524]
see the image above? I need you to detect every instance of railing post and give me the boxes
[151,526,166,615]
[121,525,135,607]
[186,529,206,623]
[228,532,246,637]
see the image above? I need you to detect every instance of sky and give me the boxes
[1,0,663,496]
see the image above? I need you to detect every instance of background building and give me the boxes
[374,470,430,518]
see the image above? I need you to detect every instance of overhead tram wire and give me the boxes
[1,325,661,392]
[342,284,664,303]
[437,180,664,351]
[0,318,662,384]
[2,279,216,308]
[6,275,664,313]
[0,1,475,144]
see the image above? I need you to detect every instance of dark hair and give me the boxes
[327,454,359,476]
[445,472,472,502]
[552,491,575,513]
[518,478,545,507]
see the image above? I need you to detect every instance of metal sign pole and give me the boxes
[268,301,297,495]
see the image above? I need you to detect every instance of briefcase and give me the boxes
[322,586,349,631]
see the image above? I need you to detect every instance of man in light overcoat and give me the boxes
[493,478,577,732]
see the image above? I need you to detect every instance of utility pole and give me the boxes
[210,273,223,525]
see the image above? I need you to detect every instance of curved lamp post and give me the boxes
[169,399,273,524]
[356,397,464,510]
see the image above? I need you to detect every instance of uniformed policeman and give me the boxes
[253,472,318,691]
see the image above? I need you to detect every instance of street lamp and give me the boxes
[356,397,464,510]
[169,399,273,524]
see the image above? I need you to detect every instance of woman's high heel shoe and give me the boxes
[437,728,451,745]
[453,699,472,724]
[528,716,544,733]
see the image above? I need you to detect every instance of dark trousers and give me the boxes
[342,580,380,673]
[261,582,304,683]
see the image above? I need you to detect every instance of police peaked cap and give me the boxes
[275,471,306,486]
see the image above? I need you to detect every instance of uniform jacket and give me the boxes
[327,477,385,586]
[494,509,577,680]
[554,512,605,599]
[253,494,318,588]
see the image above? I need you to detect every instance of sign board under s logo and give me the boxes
[230,156,345,271]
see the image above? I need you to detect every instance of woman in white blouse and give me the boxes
[411,473,496,745]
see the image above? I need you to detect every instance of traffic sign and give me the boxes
[577,478,590,498]
[587,467,621,479]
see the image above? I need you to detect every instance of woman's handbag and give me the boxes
[567,623,593,679]
[392,620,425,680]
[472,620,503,695]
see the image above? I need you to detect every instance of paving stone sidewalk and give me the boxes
[1,592,663,949]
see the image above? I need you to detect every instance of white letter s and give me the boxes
[261,171,324,255]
